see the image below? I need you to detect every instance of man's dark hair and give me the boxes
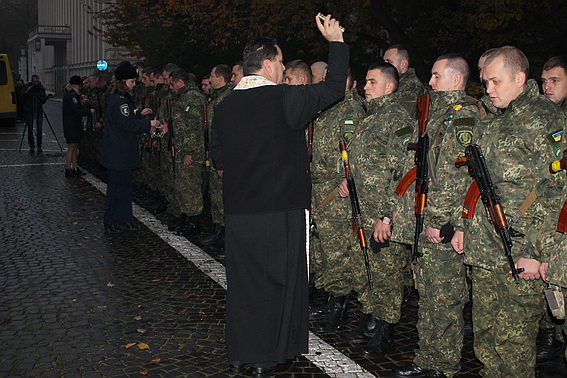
[543,55,567,72]
[233,61,244,73]
[162,63,180,76]
[436,53,470,84]
[386,44,410,64]
[150,68,162,78]
[285,59,312,82]
[368,61,400,91]
[243,37,279,76]
[133,61,146,69]
[169,68,190,84]
[202,74,211,80]
[213,64,232,83]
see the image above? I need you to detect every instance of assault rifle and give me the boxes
[395,94,431,263]
[455,144,524,284]
[166,99,176,179]
[203,105,211,172]
[339,140,373,290]
[307,120,314,163]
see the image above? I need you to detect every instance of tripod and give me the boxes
[19,97,63,153]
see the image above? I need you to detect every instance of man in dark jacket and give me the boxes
[23,75,47,153]
[214,15,347,377]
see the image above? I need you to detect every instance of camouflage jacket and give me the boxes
[155,84,173,120]
[541,97,567,287]
[166,82,206,162]
[208,84,234,167]
[463,79,565,271]
[84,86,110,125]
[349,91,416,227]
[133,81,146,109]
[310,89,366,207]
[398,68,426,120]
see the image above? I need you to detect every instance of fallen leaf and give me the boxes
[72,299,78,302]
[150,358,161,364]
[137,304,145,309]
[125,343,136,349]
[137,342,150,350]
[198,311,205,315]
[134,316,142,321]
[137,329,147,333]
[72,221,78,225]
[107,283,115,287]
[186,293,197,298]
[139,370,149,375]
[98,305,108,309]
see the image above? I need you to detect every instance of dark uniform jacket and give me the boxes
[101,92,151,170]
[62,89,90,140]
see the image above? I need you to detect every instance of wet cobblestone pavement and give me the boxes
[1,101,565,377]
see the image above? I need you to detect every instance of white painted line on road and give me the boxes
[82,170,375,378]
[0,162,63,168]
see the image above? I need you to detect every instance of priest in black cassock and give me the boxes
[214,15,348,377]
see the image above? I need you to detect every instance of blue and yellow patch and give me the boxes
[341,120,356,143]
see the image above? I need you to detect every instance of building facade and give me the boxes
[22,0,133,93]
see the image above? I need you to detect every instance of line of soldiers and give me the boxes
[75,44,567,377]
[78,61,245,254]
[307,46,567,378]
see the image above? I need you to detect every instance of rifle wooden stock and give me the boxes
[557,199,567,234]
[461,180,481,218]
[395,166,416,197]
[339,140,373,290]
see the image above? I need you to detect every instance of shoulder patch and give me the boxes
[72,97,78,104]
[395,126,413,148]
[454,118,474,147]
[120,104,130,117]
[548,129,563,143]
[341,120,356,143]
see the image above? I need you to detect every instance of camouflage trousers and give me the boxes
[413,244,469,377]
[309,195,355,296]
[209,170,224,226]
[165,161,202,218]
[354,240,410,324]
[471,267,545,378]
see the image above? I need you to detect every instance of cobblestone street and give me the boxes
[0,100,563,377]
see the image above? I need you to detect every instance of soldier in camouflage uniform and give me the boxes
[535,55,567,364]
[458,46,564,377]
[308,67,365,332]
[392,54,485,378]
[161,68,206,234]
[201,64,234,250]
[338,61,416,358]
[384,44,426,119]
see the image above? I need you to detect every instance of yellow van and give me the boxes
[0,53,17,126]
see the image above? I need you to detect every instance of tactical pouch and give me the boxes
[544,285,565,320]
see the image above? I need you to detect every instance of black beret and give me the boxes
[115,61,138,80]
[69,75,83,85]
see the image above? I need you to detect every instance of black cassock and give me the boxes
[215,41,350,365]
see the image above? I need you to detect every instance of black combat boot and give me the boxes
[205,226,225,250]
[536,327,564,364]
[199,224,223,245]
[316,294,349,332]
[391,363,447,377]
[340,313,377,344]
[360,319,395,358]
[309,292,333,320]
